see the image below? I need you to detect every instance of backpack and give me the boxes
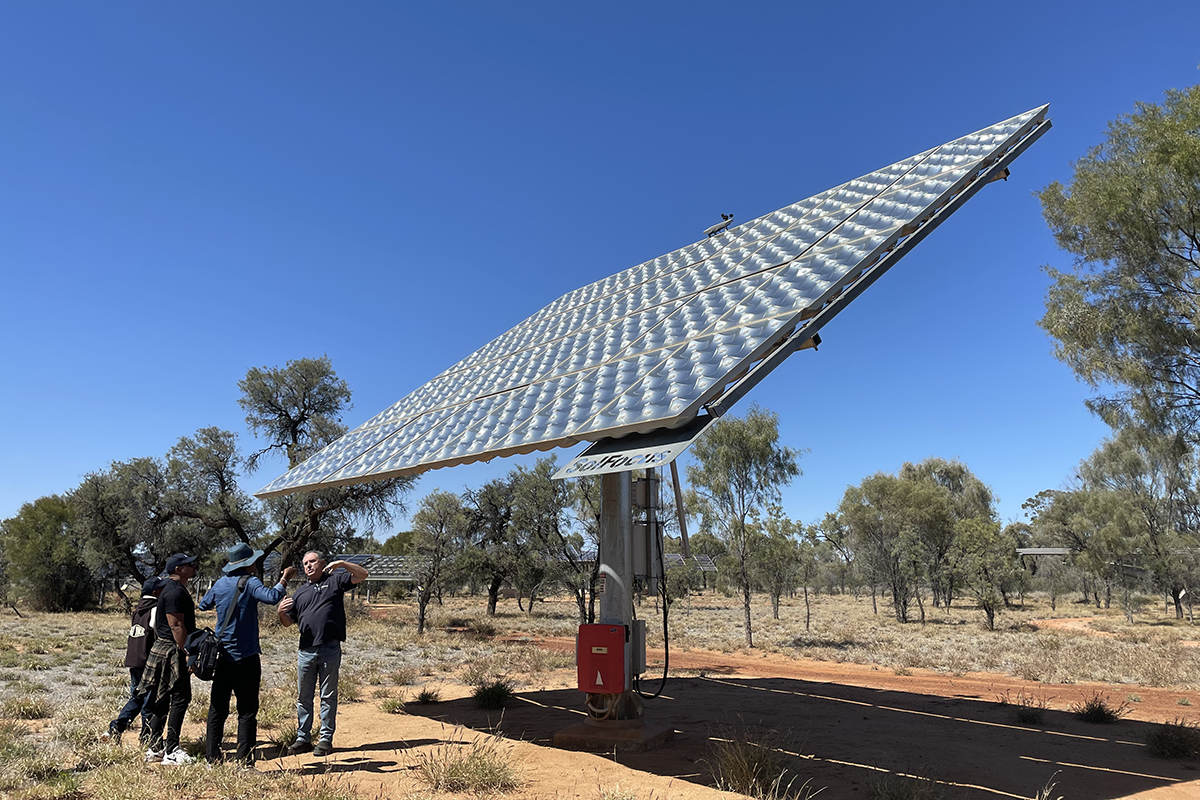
[186,575,249,681]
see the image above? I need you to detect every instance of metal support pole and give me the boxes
[591,471,643,722]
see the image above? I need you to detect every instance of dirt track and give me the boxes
[264,638,1200,800]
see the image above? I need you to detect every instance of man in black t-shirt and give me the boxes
[138,553,198,766]
[278,550,368,757]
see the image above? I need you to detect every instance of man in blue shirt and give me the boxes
[278,550,368,757]
[198,542,296,765]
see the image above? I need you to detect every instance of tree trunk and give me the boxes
[417,590,430,635]
[487,575,503,616]
[742,580,753,647]
[771,593,780,621]
[871,585,877,615]
[914,584,926,625]
[803,584,811,632]
[1173,587,1185,620]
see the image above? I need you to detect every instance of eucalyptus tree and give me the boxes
[238,356,414,575]
[511,457,591,618]
[954,518,1019,630]
[409,489,468,635]
[462,475,524,616]
[840,472,954,623]
[686,405,801,647]
[899,458,997,607]
[1077,427,1199,617]
[752,505,801,621]
[72,427,263,592]
[1038,84,1200,431]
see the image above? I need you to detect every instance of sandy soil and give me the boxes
[219,638,1200,800]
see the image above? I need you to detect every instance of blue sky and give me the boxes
[2,2,1198,532]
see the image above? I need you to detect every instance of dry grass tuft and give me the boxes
[1145,718,1200,759]
[1070,690,1131,724]
[708,723,820,800]
[414,731,520,793]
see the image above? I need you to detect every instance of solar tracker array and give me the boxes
[259,106,1049,498]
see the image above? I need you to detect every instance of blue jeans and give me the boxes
[296,643,341,744]
[111,666,151,736]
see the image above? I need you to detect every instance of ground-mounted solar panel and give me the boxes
[258,107,1050,498]
[693,554,718,573]
[663,553,686,570]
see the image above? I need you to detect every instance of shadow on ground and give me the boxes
[408,676,1200,800]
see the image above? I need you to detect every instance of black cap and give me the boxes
[165,553,197,575]
[141,576,167,595]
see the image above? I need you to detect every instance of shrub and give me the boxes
[1070,691,1130,724]
[415,688,441,705]
[415,733,520,793]
[472,680,515,710]
[380,697,406,714]
[1145,719,1200,759]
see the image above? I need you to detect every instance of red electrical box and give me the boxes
[577,624,626,694]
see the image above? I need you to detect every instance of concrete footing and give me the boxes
[553,720,675,752]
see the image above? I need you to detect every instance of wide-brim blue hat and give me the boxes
[223,542,265,574]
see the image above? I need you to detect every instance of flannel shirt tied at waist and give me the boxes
[137,638,187,704]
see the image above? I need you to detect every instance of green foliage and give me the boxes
[0,496,92,611]
[1038,84,1200,430]
[687,405,801,646]
[72,427,263,584]
[472,679,515,709]
[409,489,468,635]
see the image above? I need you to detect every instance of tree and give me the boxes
[409,490,467,635]
[840,472,953,623]
[72,428,263,595]
[1038,85,1200,431]
[955,518,1021,630]
[1077,426,1199,617]
[686,405,801,646]
[511,457,588,618]
[239,356,415,574]
[1,496,92,611]
[899,458,997,608]
[752,505,800,621]
[462,476,521,616]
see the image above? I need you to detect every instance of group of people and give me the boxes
[104,543,369,767]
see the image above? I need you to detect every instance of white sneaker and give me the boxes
[145,747,165,763]
[161,748,195,766]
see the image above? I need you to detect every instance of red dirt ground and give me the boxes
[260,637,1200,800]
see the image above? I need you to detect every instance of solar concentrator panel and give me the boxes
[258,107,1049,498]
[663,553,687,570]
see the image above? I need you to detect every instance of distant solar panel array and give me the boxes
[258,106,1050,498]
[261,552,428,582]
[663,553,720,572]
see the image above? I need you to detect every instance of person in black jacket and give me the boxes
[102,576,166,744]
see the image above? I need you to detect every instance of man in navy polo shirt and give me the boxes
[278,550,368,757]
[198,542,297,765]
